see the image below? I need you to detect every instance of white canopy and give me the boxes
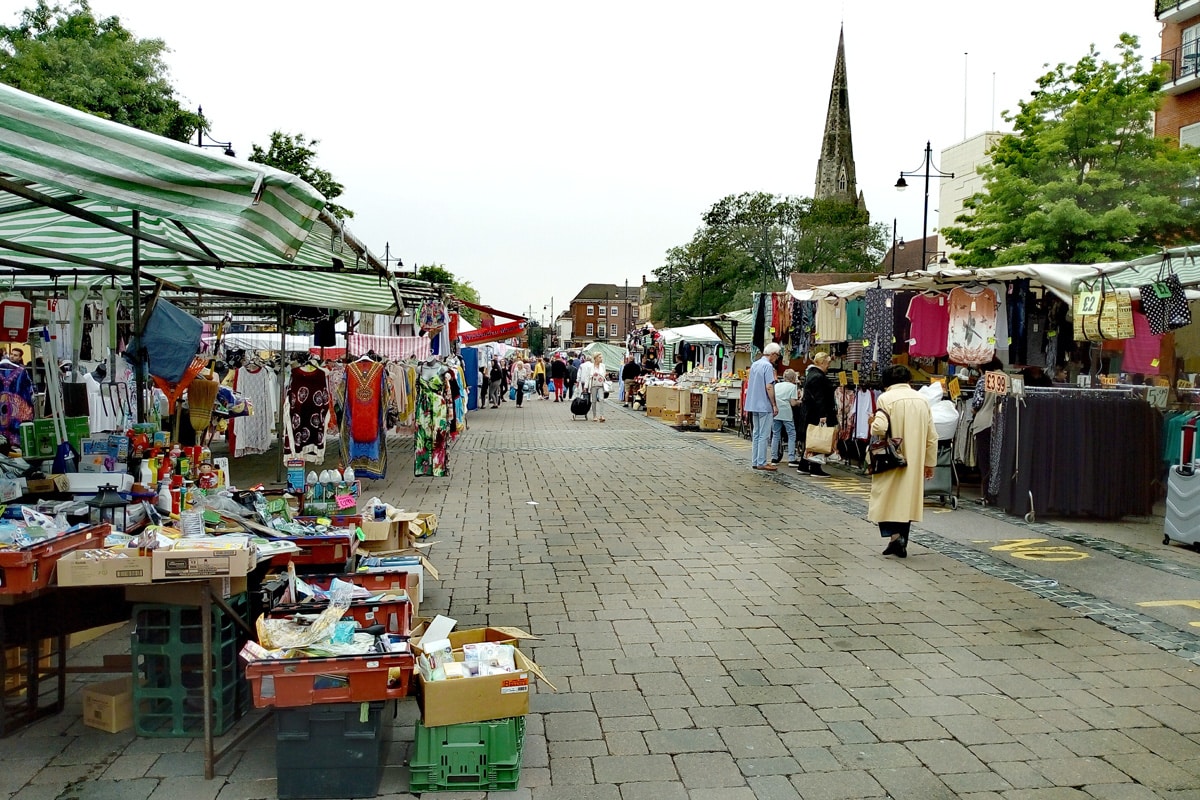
[661,323,722,344]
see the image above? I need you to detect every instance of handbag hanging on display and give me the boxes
[805,423,836,455]
[865,410,907,475]
[1138,256,1193,335]
[1072,274,1134,342]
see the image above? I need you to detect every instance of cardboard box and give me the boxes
[412,625,555,727]
[26,474,70,494]
[56,550,153,587]
[83,677,133,733]
[124,576,248,605]
[150,546,254,580]
[410,512,438,539]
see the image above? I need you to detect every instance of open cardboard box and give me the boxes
[410,619,556,727]
[57,549,153,587]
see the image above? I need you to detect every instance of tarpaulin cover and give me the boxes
[140,299,203,383]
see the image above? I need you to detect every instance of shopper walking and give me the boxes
[550,354,567,402]
[770,368,801,465]
[479,365,490,410]
[565,357,578,399]
[796,351,837,477]
[488,359,504,408]
[867,364,938,559]
[533,357,548,399]
[578,352,607,422]
[512,358,529,408]
[621,354,641,407]
[745,343,781,471]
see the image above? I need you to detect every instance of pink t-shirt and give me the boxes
[1123,308,1163,374]
[907,293,950,358]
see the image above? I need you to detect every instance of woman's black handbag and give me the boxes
[866,410,907,475]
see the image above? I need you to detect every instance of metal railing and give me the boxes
[1158,0,1197,16]
[1155,43,1200,85]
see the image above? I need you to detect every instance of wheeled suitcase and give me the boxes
[570,395,591,420]
[1165,419,1200,546]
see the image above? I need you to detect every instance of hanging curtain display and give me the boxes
[284,364,331,463]
[339,358,389,479]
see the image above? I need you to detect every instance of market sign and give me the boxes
[459,320,526,345]
[984,370,1009,395]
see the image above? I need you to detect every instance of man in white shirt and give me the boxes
[744,343,781,471]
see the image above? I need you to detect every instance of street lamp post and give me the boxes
[888,219,905,278]
[195,106,236,157]
[895,140,953,271]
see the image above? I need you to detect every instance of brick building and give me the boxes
[567,283,638,348]
[1156,1,1200,145]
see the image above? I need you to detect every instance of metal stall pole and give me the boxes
[277,305,287,484]
[132,211,145,423]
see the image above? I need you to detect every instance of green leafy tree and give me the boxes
[945,34,1200,265]
[249,131,353,220]
[414,263,481,326]
[0,0,200,139]
[650,192,884,323]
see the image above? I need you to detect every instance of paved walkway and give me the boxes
[10,393,1200,799]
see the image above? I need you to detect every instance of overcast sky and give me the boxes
[17,2,1163,322]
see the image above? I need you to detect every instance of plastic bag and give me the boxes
[256,583,354,650]
[931,399,959,441]
[918,382,945,407]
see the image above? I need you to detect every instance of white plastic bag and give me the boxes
[918,382,945,407]
[931,399,959,441]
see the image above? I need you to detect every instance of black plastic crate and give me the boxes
[275,700,392,799]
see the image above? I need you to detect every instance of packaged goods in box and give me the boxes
[56,549,152,587]
[410,716,525,793]
[83,677,133,733]
[244,651,414,708]
[275,700,391,800]
[150,544,254,580]
[0,523,108,594]
[411,622,555,728]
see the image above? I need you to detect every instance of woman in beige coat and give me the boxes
[867,365,938,559]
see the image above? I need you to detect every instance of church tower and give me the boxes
[814,27,866,212]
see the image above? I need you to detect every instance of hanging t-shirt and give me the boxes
[1123,307,1164,375]
[988,283,1010,364]
[845,299,865,341]
[861,288,895,383]
[946,286,998,366]
[906,293,950,358]
[814,297,848,344]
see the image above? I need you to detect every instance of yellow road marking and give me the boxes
[991,538,1088,562]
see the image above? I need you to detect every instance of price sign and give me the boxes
[852,370,860,385]
[1099,374,1118,387]
[335,494,357,510]
[1076,288,1101,317]
[984,370,1009,395]
[948,377,961,401]
[1147,385,1169,409]
[838,371,848,386]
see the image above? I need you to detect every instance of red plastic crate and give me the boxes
[0,524,108,595]
[244,651,413,708]
[267,595,412,636]
[267,533,358,571]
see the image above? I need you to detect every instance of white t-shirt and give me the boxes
[773,381,798,421]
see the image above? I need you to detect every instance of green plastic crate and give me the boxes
[409,716,525,792]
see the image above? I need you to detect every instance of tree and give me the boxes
[945,34,1200,266]
[0,1,201,140]
[414,263,481,326]
[649,192,885,323]
[249,131,353,220]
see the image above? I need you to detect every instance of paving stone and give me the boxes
[593,755,678,783]
[618,782,689,800]
[735,756,801,777]
[532,786,620,800]
[549,756,595,785]
[745,775,802,800]
[645,728,723,754]
[718,725,790,758]
[905,739,988,774]
[789,770,886,799]
[869,766,957,799]
[65,778,158,800]
[591,690,652,717]
[674,752,745,789]
[545,711,603,741]
[1103,752,1200,791]
[1035,757,1132,787]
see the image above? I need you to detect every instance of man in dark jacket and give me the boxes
[565,358,579,399]
[550,354,568,402]
[797,351,837,477]
[621,355,641,407]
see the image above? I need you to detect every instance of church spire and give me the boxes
[814,27,864,212]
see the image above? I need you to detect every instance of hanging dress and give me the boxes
[414,366,450,477]
[860,288,895,383]
[340,359,388,479]
[284,366,330,463]
[232,365,277,457]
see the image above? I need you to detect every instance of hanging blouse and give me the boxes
[906,293,950,358]
[1122,307,1164,375]
[860,288,895,383]
[340,358,388,479]
[845,299,865,341]
[814,298,848,344]
[946,286,998,366]
[0,364,34,449]
[232,365,277,457]
[284,366,330,463]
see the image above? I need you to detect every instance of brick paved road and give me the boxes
[11,396,1200,799]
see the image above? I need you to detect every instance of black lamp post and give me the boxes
[195,106,236,157]
[895,141,953,271]
[888,219,905,278]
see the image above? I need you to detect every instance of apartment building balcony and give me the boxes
[1158,0,1200,23]
[1156,44,1200,95]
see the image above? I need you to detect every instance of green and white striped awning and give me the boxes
[0,83,438,315]
[0,82,324,259]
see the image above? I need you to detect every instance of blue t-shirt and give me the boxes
[744,357,776,413]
